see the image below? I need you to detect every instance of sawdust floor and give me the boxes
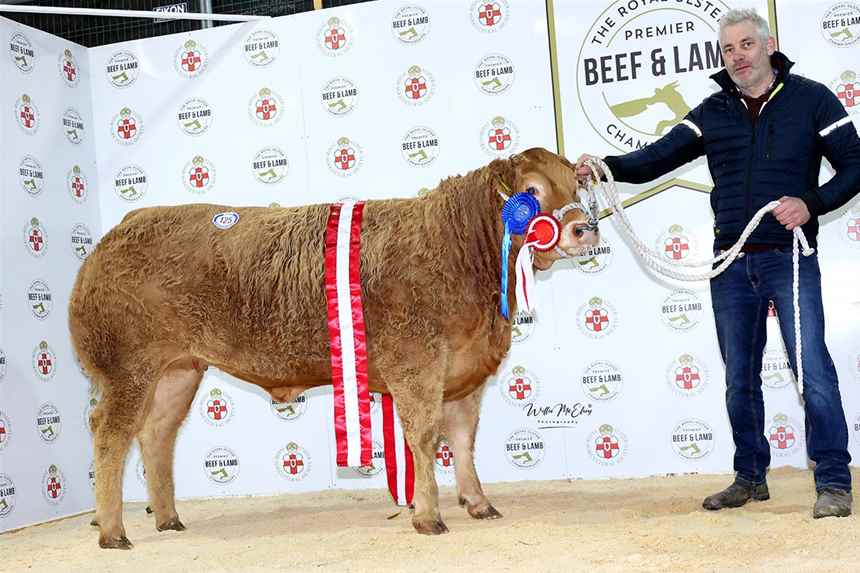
[3,466,859,573]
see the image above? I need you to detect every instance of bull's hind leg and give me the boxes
[137,357,204,533]
[442,387,502,520]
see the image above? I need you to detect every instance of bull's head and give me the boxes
[507,147,600,270]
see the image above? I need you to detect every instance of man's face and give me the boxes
[720,21,776,93]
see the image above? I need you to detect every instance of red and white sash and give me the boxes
[382,394,414,506]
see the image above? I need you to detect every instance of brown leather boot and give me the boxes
[702,480,770,510]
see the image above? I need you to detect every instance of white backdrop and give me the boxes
[1,0,859,533]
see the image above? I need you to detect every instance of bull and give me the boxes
[69,147,599,549]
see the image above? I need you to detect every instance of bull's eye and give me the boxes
[526,186,537,195]
[574,226,586,237]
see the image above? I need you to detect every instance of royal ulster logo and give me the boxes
[200,387,234,426]
[249,87,283,127]
[769,413,803,457]
[0,411,11,451]
[15,94,39,134]
[434,440,455,473]
[480,116,519,157]
[25,218,48,257]
[319,16,352,56]
[276,442,311,481]
[840,205,860,249]
[67,165,88,202]
[327,137,363,177]
[471,1,509,33]
[577,296,618,339]
[588,423,627,466]
[667,353,708,396]
[500,365,539,407]
[184,156,216,194]
[831,70,858,114]
[175,38,208,77]
[33,340,57,382]
[59,48,79,87]
[42,464,66,504]
[112,107,142,145]
[398,65,434,105]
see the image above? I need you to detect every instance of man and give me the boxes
[577,8,860,518]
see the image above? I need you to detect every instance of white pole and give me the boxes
[0,4,269,22]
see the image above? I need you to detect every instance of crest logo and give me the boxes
[19,156,45,197]
[106,50,139,88]
[67,165,88,202]
[821,3,860,47]
[434,440,455,472]
[572,241,613,274]
[667,353,708,396]
[671,419,714,460]
[276,442,312,481]
[200,388,234,426]
[244,30,280,66]
[114,165,147,201]
[0,411,11,451]
[15,94,39,134]
[481,116,519,156]
[471,1,509,33]
[253,147,289,184]
[392,6,430,43]
[842,205,860,248]
[581,360,623,400]
[184,156,216,193]
[398,65,435,105]
[401,126,440,166]
[319,17,352,56]
[768,413,803,456]
[271,392,308,420]
[25,217,48,257]
[177,98,213,135]
[505,429,545,469]
[28,279,53,320]
[62,108,85,144]
[36,403,61,443]
[204,447,240,484]
[322,77,358,116]
[327,137,363,177]
[33,340,57,382]
[501,365,539,406]
[760,348,793,390]
[249,87,283,126]
[831,70,858,113]
[0,474,15,517]
[59,48,79,87]
[42,465,66,504]
[511,310,536,343]
[71,224,94,261]
[577,1,725,152]
[10,32,35,72]
[112,107,142,145]
[577,296,618,338]
[659,224,695,261]
[661,289,704,331]
[353,440,386,477]
[474,54,515,95]
[588,423,627,466]
[175,38,207,77]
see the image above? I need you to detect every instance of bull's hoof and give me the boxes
[90,517,99,527]
[413,518,449,535]
[145,505,153,514]
[468,503,503,520]
[99,535,133,550]
[156,517,186,532]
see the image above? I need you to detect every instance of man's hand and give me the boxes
[575,154,603,183]
[772,196,811,231]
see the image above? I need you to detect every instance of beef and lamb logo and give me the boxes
[392,6,430,43]
[19,156,45,197]
[480,116,519,157]
[276,442,311,481]
[760,348,793,390]
[67,165,88,203]
[175,38,207,77]
[581,360,623,401]
[572,240,613,274]
[474,54,515,95]
[28,279,53,320]
[577,1,727,152]
[500,365,539,407]
[114,165,147,202]
[62,108,85,144]
[42,464,65,504]
[577,296,618,338]
[59,48,79,87]
[768,413,803,457]
[511,310,536,343]
[321,77,357,116]
[821,3,860,47]
[36,403,62,443]
[0,474,15,517]
[271,392,308,421]
[200,387,234,427]
[401,126,439,166]
[33,340,57,382]
[505,429,545,469]
[10,32,35,72]
[71,224,94,261]
[398,65,435,105]
[588,423,627,466]
[25,218,48,257]
[327,137,363,177]
[244,30,280,66]
[667,353,708,396]
[106,50,139,88]
[319,16,352,56]
[0,411,11,451]
[353,440,386,477]
[15,94,39,134]
[671,419,714,460]
[253,147,289,184]
[249,87,283,127]
[177,98,213,136]
[112,107,142,145]
[471,1,509,33]
[184,156,216,194]
[660,289,704,331]
[204,447,240,485]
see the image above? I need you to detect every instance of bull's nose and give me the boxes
[579,228,600,247]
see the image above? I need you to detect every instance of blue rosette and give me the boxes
[500,192,540,318]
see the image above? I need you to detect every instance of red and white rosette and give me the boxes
[515,214,561,314]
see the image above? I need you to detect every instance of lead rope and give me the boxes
[582,158,814,401]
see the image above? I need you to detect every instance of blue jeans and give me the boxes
[710,248,851,492]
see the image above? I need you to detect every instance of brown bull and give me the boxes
[69,147,599,549]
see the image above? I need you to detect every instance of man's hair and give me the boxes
[719,8,770,42]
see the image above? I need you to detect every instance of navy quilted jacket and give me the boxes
[603,52,860,249]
